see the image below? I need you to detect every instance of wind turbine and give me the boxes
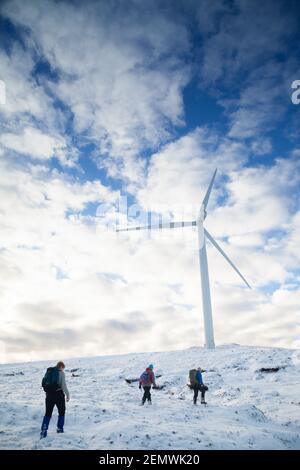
[116,169,251,349]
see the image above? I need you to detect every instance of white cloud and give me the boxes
[1,0,191,183]
[0,46,50,120]
[0,126,66,161]
[137,128,248,211]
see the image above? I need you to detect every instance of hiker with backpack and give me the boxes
[189,367,208,405]
[40,361,70,438]
[139,364,156,405]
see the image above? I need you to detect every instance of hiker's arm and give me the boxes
[61,372,70,401]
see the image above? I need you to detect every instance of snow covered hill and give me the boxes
[0,345,299,450]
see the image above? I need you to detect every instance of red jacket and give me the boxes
[139,368,155,386]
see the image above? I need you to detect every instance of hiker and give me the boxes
[139,364,156,405]
[189,367,208,405]
[40,361,70,438]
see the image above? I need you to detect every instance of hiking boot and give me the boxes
[201,401,207,405]
[57,415,64,433]
[57,428,64,433]
[40,416,50,439]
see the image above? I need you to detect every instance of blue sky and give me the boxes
[0,0,299,362]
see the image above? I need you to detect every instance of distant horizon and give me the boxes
[0,342,298,367]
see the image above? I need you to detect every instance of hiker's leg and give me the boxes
[200,385,207,403]
[56,391,66,432]
[41,393,55,437]
[193,387,198,404]
[56,391,66,416]
[143,386,151,403]
[40,415,51,438]
[45,392,55,418]
[142,387,147,404]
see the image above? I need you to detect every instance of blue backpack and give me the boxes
[140,371,150,385]
[42,367,60,392]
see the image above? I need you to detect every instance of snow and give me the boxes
[0,345,299,450]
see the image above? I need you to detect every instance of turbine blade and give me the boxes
[202,168,217,210]
[204,229,251,289]
[116,221,197,232]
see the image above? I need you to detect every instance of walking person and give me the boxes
[189,367,208,405]
[139,364,156,405]
[40,361,70,438]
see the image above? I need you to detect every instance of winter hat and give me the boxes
[148,364,154,370]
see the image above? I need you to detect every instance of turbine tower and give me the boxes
[117,169,251,349]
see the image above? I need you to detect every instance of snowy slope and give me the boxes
[0,345,299,450]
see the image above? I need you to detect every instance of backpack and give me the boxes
[140,371,150,385]
[42,367,60,392]
[189,369,198,387]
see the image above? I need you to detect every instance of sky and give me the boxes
[0,0,300,363]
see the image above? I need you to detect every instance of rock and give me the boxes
[257,366,286,373]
